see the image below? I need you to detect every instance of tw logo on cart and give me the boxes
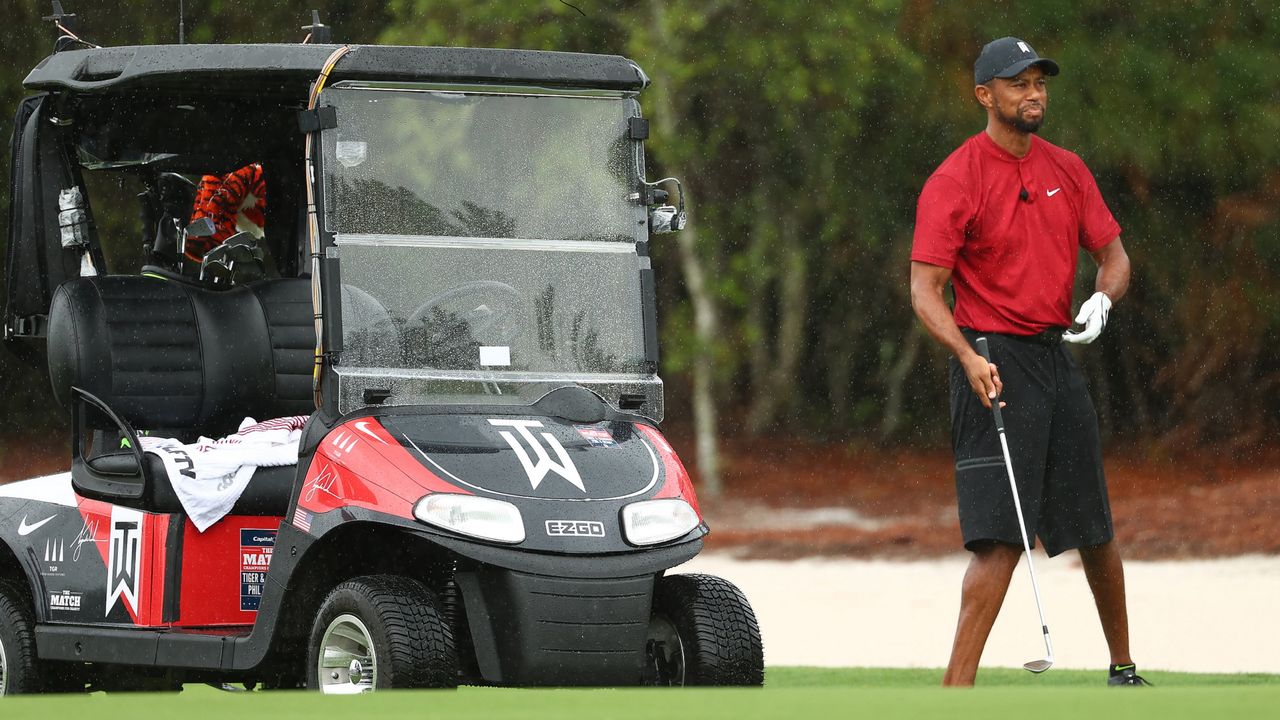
[488,419,585,492]
[107,507,143,615]
[545,520,605,538]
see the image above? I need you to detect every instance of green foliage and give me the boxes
[2,1,1279,450]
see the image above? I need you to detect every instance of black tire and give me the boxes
[0,582,41,695]
[646,573,764,686]
[306,575,457,692]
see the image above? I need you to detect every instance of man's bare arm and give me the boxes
[1090,236,1130,303]
[910,260,1002,407]
[1064,237,1131,344]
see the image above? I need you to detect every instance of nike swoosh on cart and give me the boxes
[18,514,57,536]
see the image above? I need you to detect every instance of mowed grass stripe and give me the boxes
[768,666,1280,687]
[0,668,1276,720]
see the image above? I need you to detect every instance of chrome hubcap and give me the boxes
[318,614,377,694]
[0,636,8,695]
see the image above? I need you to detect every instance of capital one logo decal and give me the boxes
[107,507,143,615]
[488,419,585,492]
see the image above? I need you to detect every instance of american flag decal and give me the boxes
[293,508,312,532]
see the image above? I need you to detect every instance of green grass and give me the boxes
[1,667,1276,720]
[768,665,1280,687]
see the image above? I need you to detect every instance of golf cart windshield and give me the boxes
[321,82,660,418]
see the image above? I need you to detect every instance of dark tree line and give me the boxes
[3,2,1279,483]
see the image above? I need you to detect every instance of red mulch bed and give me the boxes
[4,430,1276,561]
[680,434,1280,560]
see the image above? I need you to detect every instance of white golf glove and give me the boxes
[1062,291,1111,344]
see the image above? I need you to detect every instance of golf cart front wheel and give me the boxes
[645,573,764,686]
[306,575,458,692]
[0,582,40,695]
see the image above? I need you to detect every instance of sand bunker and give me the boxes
[679,552,1280,674]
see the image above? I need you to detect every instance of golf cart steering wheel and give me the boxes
[405,281,524,345]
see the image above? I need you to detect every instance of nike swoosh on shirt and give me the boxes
[17,514,57,536]
[1047,187,1062,197]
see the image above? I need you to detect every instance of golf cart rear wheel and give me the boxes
[0,582,40,695]
[645,573,764,686]
[306,575,458,692]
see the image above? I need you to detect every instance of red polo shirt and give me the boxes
[912,132,1121,335]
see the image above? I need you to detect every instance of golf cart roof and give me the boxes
[23,44,649,97]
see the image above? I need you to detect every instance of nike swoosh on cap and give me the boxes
[18,514,57,535]
[1047,187,1062,197]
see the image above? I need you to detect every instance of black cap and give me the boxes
[974,37,1060,85]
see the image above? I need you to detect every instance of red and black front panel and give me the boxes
[292,414,703,553]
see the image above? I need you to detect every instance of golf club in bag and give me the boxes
[975,336,1054,673]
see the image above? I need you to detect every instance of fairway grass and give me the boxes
[1,667,1276,719]
[768,665,1280,687]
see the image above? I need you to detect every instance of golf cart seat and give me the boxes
[87,454,299,516]
[46,274,317,516]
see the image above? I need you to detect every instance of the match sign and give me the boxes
[240,528,276,611]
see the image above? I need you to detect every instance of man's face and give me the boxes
[981,66,1049,133]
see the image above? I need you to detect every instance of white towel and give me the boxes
[141,416,308,531]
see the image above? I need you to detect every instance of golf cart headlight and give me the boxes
[413,494,525,544]
[621,498,700,546]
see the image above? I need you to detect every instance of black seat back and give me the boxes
[47,275,315,434]
[248,279,316,418]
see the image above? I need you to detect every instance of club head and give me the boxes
[1023,659,1053,673]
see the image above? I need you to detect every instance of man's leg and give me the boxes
[1044,344,1133,671]
[1079,540,1133,666]
[943,541,1023,687]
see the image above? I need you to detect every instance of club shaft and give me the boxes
[976,336,1052,662]
[997,431,1050,635]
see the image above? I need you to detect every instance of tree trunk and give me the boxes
[673,224,723,496]
[823,314,853,429]
[746,212,807,435]
[771,218,809,419]
[744,203,777,434]
[645,0,724,497]
[879,324,922,441]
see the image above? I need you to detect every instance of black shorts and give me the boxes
[949,329,1114,557]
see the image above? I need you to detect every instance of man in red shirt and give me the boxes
[911,37,1145,687]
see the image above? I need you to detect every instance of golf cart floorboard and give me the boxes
[36,623,254,669]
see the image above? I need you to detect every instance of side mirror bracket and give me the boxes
[645,178,686,235]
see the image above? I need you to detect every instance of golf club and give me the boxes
[975,336,1054,673]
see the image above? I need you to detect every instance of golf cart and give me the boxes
[0,9,763,693]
